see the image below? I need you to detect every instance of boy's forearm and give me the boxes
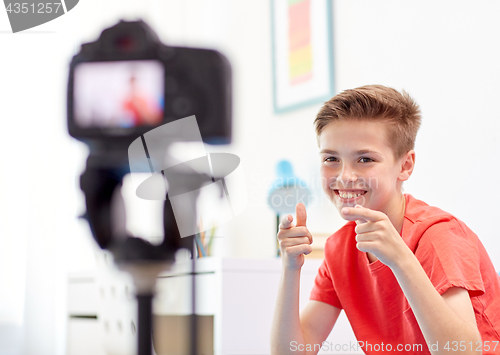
[271,268,308,355]
[391,253,481,355]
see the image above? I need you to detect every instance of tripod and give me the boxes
[80,156,216,355]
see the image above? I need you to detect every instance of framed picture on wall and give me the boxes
[271,0,334,113]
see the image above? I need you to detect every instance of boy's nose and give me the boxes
[338,165,357,185]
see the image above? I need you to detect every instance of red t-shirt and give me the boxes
[310,194,500,354]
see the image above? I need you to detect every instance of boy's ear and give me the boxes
[398,150,415,182]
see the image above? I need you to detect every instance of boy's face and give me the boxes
[318,120,409,218]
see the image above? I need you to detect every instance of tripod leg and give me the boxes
[190,242,198,355]
[138,294,153,355]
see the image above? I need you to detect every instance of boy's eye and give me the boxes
[359,157,374,163]
[323,157,338,162]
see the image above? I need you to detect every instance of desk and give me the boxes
[67,257,362,355]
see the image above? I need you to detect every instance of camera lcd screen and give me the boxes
[73,60,164,128]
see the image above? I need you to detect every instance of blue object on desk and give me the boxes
[267,160,310,214]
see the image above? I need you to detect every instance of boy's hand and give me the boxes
[341,205,411,269]
[277,203,313,271]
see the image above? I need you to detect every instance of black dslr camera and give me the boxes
[67,20,232,355]
[68,19,231,152]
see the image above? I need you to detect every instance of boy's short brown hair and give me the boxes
[314,85,422,160]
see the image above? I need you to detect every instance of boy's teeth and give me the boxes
[339,191,364,199]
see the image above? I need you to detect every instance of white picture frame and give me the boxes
[271,0,334,113]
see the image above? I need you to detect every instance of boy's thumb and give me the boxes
[295,203,307,227]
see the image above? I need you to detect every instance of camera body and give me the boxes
[67,19,232,165]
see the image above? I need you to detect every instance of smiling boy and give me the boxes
[271,85,500,354]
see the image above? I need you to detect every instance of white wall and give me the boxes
[1,1,499,354]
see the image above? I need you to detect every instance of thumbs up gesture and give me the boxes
[277,203,313,271]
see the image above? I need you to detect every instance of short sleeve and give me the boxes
[309,258,343,309]
[415,218,485,297]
